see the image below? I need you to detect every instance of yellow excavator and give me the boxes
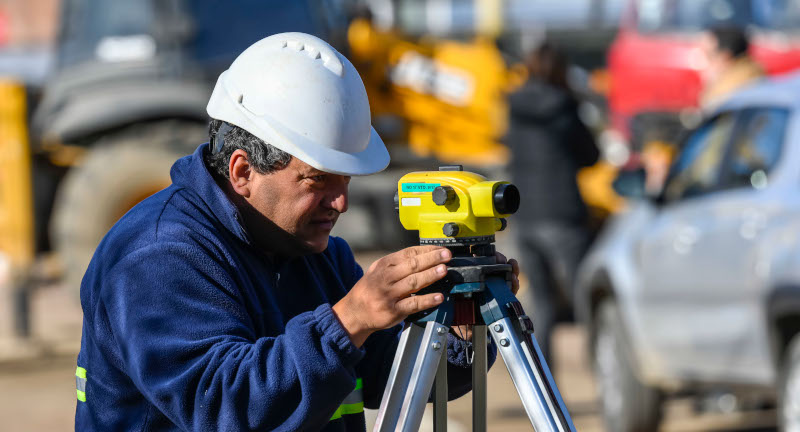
[348,16,520,167]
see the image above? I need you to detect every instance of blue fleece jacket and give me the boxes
[75,143,495,431]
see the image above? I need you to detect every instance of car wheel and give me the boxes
[779,332,800,432]
[593,299,663,432]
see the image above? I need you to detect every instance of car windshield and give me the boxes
[637,0,800,32]
[58,0,155,67]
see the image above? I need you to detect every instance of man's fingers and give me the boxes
[398,245,446,261]
[396,263,448,294]
[495,253,520,276]
[511,273,520,295]
[505,258,520,295]
[396,293,444,316]
[508,258,520,277]
[388,247,451,281]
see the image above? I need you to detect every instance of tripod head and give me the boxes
[394,165,520,254]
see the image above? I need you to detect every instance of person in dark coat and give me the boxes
[506,42,599,363]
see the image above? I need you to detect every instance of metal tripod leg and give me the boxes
[374,320,450,432]
[433,341,448,432]
[479,274,576,432]
[488,317,575,432]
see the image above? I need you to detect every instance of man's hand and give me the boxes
[499,251,521,297]
[332,246,452,347]
[452,251,521,341]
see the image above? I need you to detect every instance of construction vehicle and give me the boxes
[347,16,520,167]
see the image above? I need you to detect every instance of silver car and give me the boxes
[576,72,800,431]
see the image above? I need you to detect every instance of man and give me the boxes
[75,32,518,431]
[700,26,764,110]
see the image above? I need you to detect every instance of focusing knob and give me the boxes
[432,186,455,206]
[442,222,460,237]
[499,218,508,231]
[393,191,400,212]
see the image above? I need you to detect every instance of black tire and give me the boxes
[52,121,207,299]
[593,299,663,432]
[779,332,800,432]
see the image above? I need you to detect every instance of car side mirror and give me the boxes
[612,168,647,199]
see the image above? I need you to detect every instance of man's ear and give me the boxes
[228,149,252,198]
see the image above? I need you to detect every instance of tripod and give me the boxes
[373,246,576,432]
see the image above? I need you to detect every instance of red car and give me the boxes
[0,8,8,46]
[608,0,800,151]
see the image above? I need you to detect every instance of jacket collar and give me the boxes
[170,143,252,245]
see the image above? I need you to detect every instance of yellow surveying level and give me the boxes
[377,166,575,432]
[395,166,519,244]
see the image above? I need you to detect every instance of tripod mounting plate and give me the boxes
[409,260,512,324]
[446,263,511,293]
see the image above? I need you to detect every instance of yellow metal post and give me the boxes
[0,79,35,268]
[0,79,35,337]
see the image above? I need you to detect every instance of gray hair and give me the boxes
[205,119,293,179]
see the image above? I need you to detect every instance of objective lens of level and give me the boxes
[493,184,520,214]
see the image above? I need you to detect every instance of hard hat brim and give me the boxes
[292,125,390,177]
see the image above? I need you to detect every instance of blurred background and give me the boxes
[2,0,800,430]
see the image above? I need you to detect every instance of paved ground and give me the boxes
[0,251,782,431]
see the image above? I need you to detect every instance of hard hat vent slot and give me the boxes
[305,46,321,60]
[281,38,342,76]
[286,40,304,51]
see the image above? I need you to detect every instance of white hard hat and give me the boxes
[207,32,389,176]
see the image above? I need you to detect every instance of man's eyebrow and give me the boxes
[297,167,328,177]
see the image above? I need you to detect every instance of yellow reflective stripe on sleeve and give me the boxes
[330,378,364,421]
[330,402,364,420]
[76,367,87,402]
[339,401,364,416]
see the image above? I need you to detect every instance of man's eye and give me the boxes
[310,175,326,182]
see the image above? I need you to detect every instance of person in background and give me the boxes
[700,25,764,110]
[505,42,599,364]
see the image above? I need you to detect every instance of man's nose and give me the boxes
[324,182,348,213]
